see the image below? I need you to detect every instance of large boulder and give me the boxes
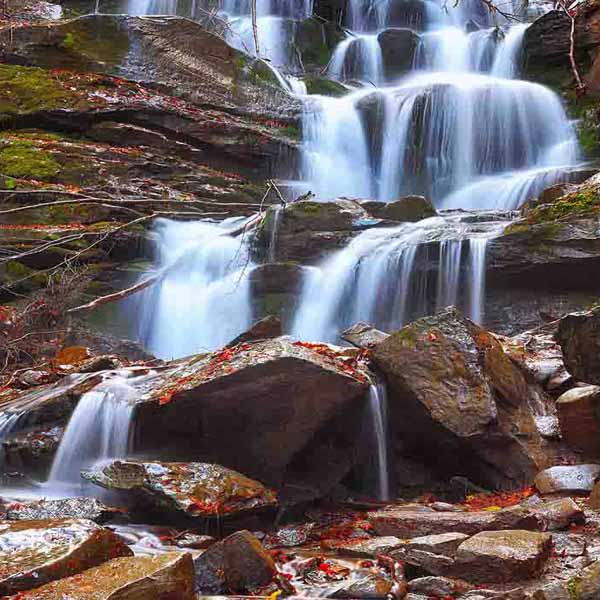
[83,460,277,520]
[371,307,551,487]
[557,307,600,385]
[556,385,600,455]
[194,530,276,594]
[131,338,369,489]
[0,518,132,595]
[9,552,195,599]
[454,530,553,583]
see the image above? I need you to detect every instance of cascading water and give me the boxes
[47,371,154,487]
[133,217,255,359]
[367,382,390,501]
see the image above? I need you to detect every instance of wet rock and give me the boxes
[132,338,369,488]
[194,530,276,594]
[408,576,473,596]
[0,518,132,595]
[455,530,553,583]
[3,424,63,476]
[332,569,394,598]
[263,522,316,549]
[226,315,283,347]
[535,465,600,494]
[378,28,421,79]
[3,497,117,524]
[381,195,437,222]
[83,460,277,519]
[370,507,543,538]
[173,533,215,550]
[342,322,390,349]
[9,552,195,599]
[371,307,548,488]
[557,385,600,456]
[532,497,585,530]
[324,536,404,558]
[557,307,600,385]
[401,532,470,556]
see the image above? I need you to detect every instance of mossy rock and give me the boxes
[0,138,61,180]
[303,76,348,97]
[295,17,344,71]
[0,64,73,115]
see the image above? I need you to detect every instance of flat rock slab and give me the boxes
[368,508,543,538]
[323,536,404,557]
[2,497,118,524]
[0,518,132,595]
[83,460,277,519]
[531,497,585,530]
[535,465,600,494]
[455,530,553,583]
[194,530,276,594]
[8,552,195,599]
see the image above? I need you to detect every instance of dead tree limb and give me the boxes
[251,0,260,55]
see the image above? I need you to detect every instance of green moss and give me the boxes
[0,64,71,114]
[527,189,600,224]
[567,577,581,600]
[396,327,418,348]
[0,140,61,180]
[304,76,348,97]
[4,260,48,292]
[61,32,76,50]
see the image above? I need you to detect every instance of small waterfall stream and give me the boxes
[367,382,390,501]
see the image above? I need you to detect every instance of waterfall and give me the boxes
[368,382,390,501]
[329,34,384,85]
[491,23,528,78]
[47,371,154,486]
[436,239,463,310]
[133,218,255,360]
[468,238,489,325]
[267,205,283,262]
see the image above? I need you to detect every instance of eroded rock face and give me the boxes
[0,518,132,595]
[557,308,600,385]
[556,385,600,456]
[132,338,369,488]
[194,530,276,594]
[534,465,600,494]
[83,460,277,520]
[9,552,195,599]
[454,530,553,583]
[371,307,550,487]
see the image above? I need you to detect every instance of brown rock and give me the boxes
[9,552,195,599]
[556,386,600,456]
[455,530,553,583]
[408,576,473,597]
[369,507,543,538]
[341,322,390,349]
[3,497,117,524]
[532,497,585,530]
[324,536,404,557]
[226,315,283,347]
[590,481,600,509]
[132,338,369,488]
[194,530,276,594]
[535,465,600,494]
[557,307,600,385]
[371,308,548,488]
[0,518,132,595]
[83,460,277,519]
[578,560,600,600]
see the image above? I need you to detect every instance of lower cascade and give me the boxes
[5,0,600,593]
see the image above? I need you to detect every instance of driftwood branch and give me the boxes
[251,0,260,55]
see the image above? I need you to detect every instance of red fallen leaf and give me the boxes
[159,392,173,406]
[428,331,438,342]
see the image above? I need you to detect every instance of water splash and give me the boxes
[368,382,390,501]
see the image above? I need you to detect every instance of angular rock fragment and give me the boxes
[369,507,543,538]
[534,465,600,494]
[371,308,549,488]
[8,552,195,599]
[556,386,600,455]
[0,518,132,595]
[324,536,404,557]
[455,530,553,583]
[408,576,473,596]
[226,315,283,347]
[194,530,276,594]
[342,322,390,349]
[83,460,277,519]
[531,497,585,530]
[557,307,600,384]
